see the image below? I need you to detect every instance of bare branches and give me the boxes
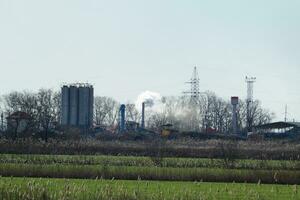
[94,96,119,126]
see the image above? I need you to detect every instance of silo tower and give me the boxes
[60,83,94,131]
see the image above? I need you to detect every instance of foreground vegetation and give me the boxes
[2,153,300,170]
[1,138,300,160]
[1,177,300,200]
[1,154,300,184]
[2,163,300,184]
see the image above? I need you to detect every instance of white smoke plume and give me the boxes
[135,91,163,112]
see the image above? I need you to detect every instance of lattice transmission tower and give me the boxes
[245,76,256,132]
[184,66,201,104]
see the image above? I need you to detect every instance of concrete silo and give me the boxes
[60,83,94,131]
[88,86,94,127]
[69,86,79,126]
[78,86,92,128]
[61,86,70,125]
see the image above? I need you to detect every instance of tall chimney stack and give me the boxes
[141,102,145,129]
[119,104,126,132]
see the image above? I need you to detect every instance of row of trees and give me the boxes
[0,89,274,140]
[145,92,274,133]
[0,89,60,140]
[80,91,274,134]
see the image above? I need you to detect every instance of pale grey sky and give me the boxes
[0,0,299,121]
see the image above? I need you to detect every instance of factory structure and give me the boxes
[61,83,94,130]
[118,103,146,133]
[0,68,298,140]
[56,68,297,138]
[58,68,250,135]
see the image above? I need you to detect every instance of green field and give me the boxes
[1,154,300,184]
[1,154,300,199]
[0,177,299,200]
[1,153,300,170]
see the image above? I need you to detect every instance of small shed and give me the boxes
[6,111,32,134]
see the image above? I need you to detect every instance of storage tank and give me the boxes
[78,86,91,128]
[69,86,79,126]
[61,86,70,125]
[89,86,94,127]
[60,83,94,130]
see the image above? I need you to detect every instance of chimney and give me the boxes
[119,104,126,132]
[141,102,145,129]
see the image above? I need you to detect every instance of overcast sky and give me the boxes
[0,0,299,121]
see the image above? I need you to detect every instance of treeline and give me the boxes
[0,89,274,140]
[94,92,274,134]
[0,89,60,140]
[146,92,274,133]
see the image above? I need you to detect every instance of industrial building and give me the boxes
[117,103,144,133]
[254,122,300,134]
[61,83,94,130]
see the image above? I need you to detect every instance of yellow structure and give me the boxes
[161,129,171,137]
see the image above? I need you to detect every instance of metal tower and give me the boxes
[184,66,200,104]
[245,76,256,132]
[284,104,290,122]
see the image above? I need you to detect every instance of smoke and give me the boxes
[135,91,163,112]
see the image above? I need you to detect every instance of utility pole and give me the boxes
[245,76,256,132]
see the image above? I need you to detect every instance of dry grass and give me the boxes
[0,138,300,160]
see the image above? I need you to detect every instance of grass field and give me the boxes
[1,177,300,200]
[1,154,300,184]
[1,138,300,160]
[1,152,300,199]
[1,154,300,170]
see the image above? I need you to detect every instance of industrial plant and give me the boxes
[0,67,298,140]
[50,67,299,139]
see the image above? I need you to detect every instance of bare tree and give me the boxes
[237,100,274,133]
[4,91,38,116]
[3,91,38,138]
[126,103,141,122]
[94,96,119,126]
[36,89,59,141]
[3,89,60,140]
[147,92,274,134]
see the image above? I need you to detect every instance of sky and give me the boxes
[0,0,299,121]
